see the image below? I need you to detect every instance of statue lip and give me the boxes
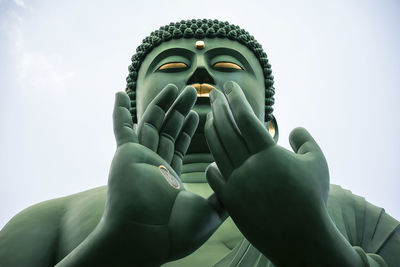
[190,83,216,97]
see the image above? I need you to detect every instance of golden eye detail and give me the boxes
[213,62,243,70]
[158,62,188,70]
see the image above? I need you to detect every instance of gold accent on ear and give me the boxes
[158,62,187,70]
[191,83,216,97]
[195,40,205,49]
[269,122,276,138]
[214,62,243,70]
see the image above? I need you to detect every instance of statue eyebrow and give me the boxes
[147,48,194,75]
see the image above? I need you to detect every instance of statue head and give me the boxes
[126,19,278,147]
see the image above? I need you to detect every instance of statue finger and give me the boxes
[289,127,328,168]
[207,193,228,221]
[209,89,250,168]
[205,162,226,197]
[289,127,329,202]
[204,112,234,178]
[113,91,138,147]
[222,81,274,153]
[138,84,178,150]
[158,87,197,162]
[171,110,199,175]
[160,86,197,141]
[166,86,197,119]
[289,127,323,155]
[139,122,161,151]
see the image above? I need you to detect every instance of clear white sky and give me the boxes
[0,0,399,229]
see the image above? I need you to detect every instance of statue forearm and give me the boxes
[273,209,391,267]
[55,218,162,267]
[55,220,113,267]
[251,208,364,267]
[303,212,364,267]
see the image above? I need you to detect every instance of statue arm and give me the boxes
[55,90,224,266]
[344,214,400,267]
[204,81,397,267]
[300,213,390,267]
[327,185,400,266]
[375,224,400,266]
[353,201,400,266]
[0,198,67,267]
[54,218,129,267]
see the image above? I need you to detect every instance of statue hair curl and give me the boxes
[126,18,275,123]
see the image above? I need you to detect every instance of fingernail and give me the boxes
[209,90,216,103]
[223,81,234,95]
[206,111,212,120]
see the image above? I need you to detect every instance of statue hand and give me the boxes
[100,92,224,266]
[205,81,331,266]
[137,84,198,176]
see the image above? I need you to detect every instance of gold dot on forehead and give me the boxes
[195,40,205,49]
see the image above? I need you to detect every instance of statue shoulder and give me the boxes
[327,184,399,253]
[0,186,107,267]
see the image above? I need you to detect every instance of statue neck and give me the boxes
[181,151,213,183]
[183,106,213,182]
[186,131,210,154]
[187,101,211,155]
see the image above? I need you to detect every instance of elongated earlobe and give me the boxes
[266,115,279,143]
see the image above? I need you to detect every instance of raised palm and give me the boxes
[101,87,225,266]
[205,81,330,266]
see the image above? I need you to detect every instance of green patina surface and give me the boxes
[0,19,399,267]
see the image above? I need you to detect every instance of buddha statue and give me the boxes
[0,19,399,267]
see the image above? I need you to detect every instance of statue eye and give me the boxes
[213,62,243,70]
[158,62,188,71]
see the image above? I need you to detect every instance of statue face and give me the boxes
[136,38,265,124]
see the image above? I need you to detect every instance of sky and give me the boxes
[0,0,399,229]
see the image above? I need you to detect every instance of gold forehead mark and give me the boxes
[195,40,205,50]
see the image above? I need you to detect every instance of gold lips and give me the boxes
[191,83,216,97]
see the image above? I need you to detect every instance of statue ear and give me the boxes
[266,115,279,143]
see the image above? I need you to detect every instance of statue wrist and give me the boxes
[265,206,364,267]
[301,209,364,267]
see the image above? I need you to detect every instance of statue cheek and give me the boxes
[136,76,168,114]
[136,83,159,119]
[240,78,265,120]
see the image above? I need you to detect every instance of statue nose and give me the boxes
[187,67,215,85]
